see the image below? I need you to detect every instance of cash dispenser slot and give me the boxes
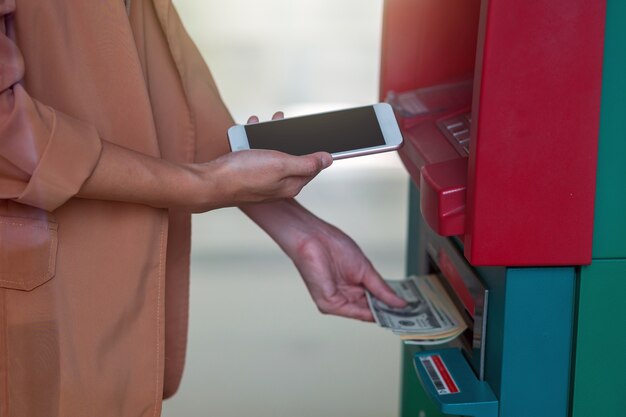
[423,224,488,380]
[411,226,497,417]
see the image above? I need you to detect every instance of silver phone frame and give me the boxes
[227,103,404,160]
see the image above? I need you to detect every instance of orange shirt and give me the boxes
[0,1,231,415]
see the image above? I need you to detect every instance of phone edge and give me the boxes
[227,125,250,152]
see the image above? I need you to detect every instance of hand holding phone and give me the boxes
[183,147,331,211]
[228,103,403,160]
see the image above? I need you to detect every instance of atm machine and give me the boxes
[380,1,626,416]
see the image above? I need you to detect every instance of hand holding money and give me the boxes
[366,275,467,345]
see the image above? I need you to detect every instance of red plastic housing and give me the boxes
[381,0,606,266]
[420,158,467,237]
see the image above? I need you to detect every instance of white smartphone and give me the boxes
[227,103,403,160]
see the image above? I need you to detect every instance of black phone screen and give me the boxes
[244,106,385,156]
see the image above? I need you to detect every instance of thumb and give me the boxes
[309,152,333,170]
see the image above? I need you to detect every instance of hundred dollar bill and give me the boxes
[366,275,466,340]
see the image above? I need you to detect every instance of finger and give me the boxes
[307,152,333,169]
[281,153,332,178]
[247,115,259,124]
[299,152,333,174]
[332,303,375,322]
[363,272,407,308]
[271,111,284,120]
[318,299,375,322]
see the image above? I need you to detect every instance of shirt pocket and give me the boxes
[0,216,58,291]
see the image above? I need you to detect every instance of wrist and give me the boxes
[177,161,222,212]
[243,199,329,256]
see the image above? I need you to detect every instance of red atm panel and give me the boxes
[465,0,605,265]
[381,0,606,266]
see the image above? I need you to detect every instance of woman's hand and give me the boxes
[242,199,407,322]
[184,148,331,212]
[289,216,407,321]
[182,112,332,212]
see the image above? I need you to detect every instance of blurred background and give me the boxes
[164,1,409,416]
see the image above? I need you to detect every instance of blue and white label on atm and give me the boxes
[419,354,461,395]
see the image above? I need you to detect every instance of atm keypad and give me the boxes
[438,113,472,156]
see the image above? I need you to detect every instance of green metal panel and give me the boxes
[571,260,626,417]
[592,0,626,259]
[572,2,626,415]
[479,267,576,417]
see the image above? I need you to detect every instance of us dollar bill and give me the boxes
[366,275,466,341]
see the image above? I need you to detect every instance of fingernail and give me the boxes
[321,155,333,169]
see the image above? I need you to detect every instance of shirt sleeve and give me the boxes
[0,4,102,212]
[151,0,232,163]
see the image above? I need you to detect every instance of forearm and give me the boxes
[78,141,331,213]
[77,140,200,210]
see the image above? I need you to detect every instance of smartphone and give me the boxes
[227,103,403,160]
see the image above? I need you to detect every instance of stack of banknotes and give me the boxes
[366,274,467,345]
